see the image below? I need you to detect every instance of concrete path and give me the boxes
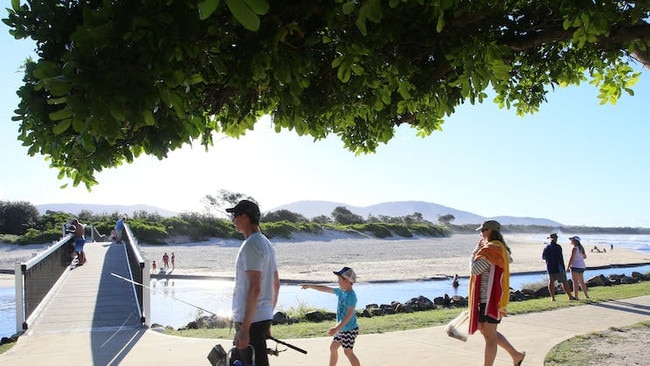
[2,294,649,365]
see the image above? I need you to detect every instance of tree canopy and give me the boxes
[4,0,649,188]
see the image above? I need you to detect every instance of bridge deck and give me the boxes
[26,241,142,334]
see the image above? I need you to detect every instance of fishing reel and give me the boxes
[266,342,287,357]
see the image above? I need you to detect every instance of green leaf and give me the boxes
[243,0,269,15]
[226,0,261,31]
[436,11,445,33]
[142,110,155,126]
[49,108,72,121]
[52,119,71,135]
[11,0,20,11]
[342,1,356,15]
[198,0,221,20]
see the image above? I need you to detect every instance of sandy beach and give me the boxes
[3,232,649,287]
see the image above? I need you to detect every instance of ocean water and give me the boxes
[3,234,650,336]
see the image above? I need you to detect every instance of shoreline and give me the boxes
[4,261,650,288]
[2,233,650,287]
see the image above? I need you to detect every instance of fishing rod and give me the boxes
[111,272,308,355]
[268,336,307,354]
[110,272,217,316]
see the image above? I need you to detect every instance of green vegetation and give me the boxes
[163,281,650,340]
[545,321,650,365]
[4,2,648,188]
[0,199,450,245]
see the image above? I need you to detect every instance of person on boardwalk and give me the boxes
[71,219,87,265]
[469,220,525,366]
[567,236,589,300]
[227,200,280,366]
[542,233,576,301]
[301,266,361,366]
[162,253,170,270]
[114,216,126,243]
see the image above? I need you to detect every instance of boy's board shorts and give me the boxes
[75,238,85,252]
[333,327,359,349]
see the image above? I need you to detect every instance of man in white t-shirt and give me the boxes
[226,200,279,366]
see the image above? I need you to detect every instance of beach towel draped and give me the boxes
[468,240,510,335]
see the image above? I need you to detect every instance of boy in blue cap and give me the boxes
[301,266,360,366]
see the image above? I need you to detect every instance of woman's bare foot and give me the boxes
[514,351,525,366]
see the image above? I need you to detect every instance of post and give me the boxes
[143,260,151,327]
[15,263,24,333]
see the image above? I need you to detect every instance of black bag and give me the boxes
[207,344,228,366]
[207,344,255,366]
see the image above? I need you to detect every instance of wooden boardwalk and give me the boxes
[26,241,142,335]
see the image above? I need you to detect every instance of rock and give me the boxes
[449,295,466,307]
[305,310,325,322]
[273,311,289,325]
[587,274,610,287]
[405,295,435,311]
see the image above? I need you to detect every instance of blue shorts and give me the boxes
[570,267,586,273]
[75,238,85,252]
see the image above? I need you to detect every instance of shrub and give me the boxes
[15,228,61,245]
[261,221,295,239]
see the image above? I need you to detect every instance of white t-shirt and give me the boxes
[570,247,586,269]
[232,232,278,323]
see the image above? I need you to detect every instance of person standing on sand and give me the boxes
[542,233,576,301]
[302,267,361,366]
[567,236,589,300]
[162,252,169,270]
[171,252,175,269]
[227,200,280,366]
[469,220,526,366]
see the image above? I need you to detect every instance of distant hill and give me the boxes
[36,203,179,217]
[270,200,563,226]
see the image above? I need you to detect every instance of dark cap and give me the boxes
[226,200,261,222]
[548,233,558,239]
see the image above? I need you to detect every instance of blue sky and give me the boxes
[1,21,649,227]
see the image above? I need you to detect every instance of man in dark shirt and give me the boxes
[542,233,575,301]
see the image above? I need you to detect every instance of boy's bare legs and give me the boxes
[344,348,361,366]
[329,341,339,366]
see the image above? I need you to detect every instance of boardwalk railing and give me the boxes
[14,226,76,333]
[14,223,151,333]
[122,223,151,326]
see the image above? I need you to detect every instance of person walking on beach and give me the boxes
[469,220,525,366]
[171,252,175,269]
[542,233,576,301]
[567,236,589,300]
[227,200,280,366]
[72,219,87,265]
[301,266,361,366]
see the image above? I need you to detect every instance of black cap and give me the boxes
[226,200,261,222]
